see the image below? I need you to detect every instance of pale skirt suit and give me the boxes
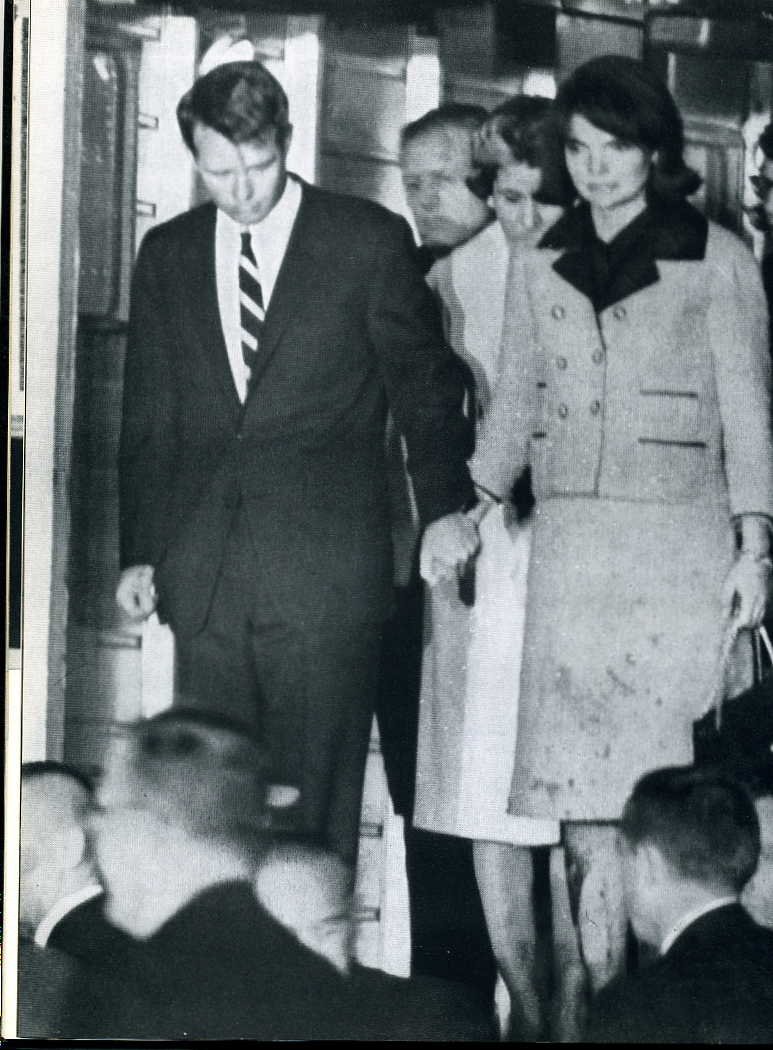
[413,220,558,844]
[471,200,773,822]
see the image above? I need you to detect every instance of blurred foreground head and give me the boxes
[92,709,268,937]
[20,762,96,937]
[255,841,355,973]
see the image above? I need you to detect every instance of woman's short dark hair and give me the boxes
[468,95,574,206]
[177,60,291,154]
[555,55,702,202]
[489,95,575,206]
[620,765,761,893]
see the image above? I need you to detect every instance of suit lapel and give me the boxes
[179,205,242,424]
[244,183,323,394]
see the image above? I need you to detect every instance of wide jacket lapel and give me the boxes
[540,199,708,311]
[178,204,242,424]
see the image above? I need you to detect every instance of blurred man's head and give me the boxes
[255,842,354,973]
[91,709,268,938]
[618,766,760,947]
[20,762,97,936]
[400,104,492,251]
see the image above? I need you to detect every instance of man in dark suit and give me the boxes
[115,55,478,865]
[588,765,773,1043]
[66,709,494,1040]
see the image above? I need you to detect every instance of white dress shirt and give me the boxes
[659,894,737,957]
[34,882,104,948]
[215,174,302,402]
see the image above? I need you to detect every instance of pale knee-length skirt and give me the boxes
[414,504,559,844]
[508,496,751,822]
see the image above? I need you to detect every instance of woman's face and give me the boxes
[492,162,562,244]
[564,113,652,214]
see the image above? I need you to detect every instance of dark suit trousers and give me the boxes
[175,504,381,864]
[376,573,497,1003]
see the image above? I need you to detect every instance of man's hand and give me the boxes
[721,553,771,629]
[116,564,158,621]
[420,510,481,586]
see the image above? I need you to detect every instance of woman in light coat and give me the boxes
[469,55,773,1029]
[414,96,574,1039]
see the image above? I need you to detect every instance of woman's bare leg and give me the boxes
[473,840,543,1040]
[551,824,628,1041]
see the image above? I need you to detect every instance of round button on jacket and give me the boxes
[590,399,601,416]
[558,403,569,419]
[551,304,565,320]
[592,348,604,364]
[612,305,627,321]
[556,355,568,370]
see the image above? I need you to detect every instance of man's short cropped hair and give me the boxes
[21,760,94,796]
[620,765,761,893]
[109,709,268,850]
[400,102,489,150]
[177,60,291,154]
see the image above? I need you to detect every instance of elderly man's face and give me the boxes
[401,127,491,250]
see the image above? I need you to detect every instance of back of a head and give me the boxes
[255,841,354,972]
[21,761,93,857]
[621,765,761,894]
[101,709,268,854]
[20,762,95,929]
[400,102,488,151]
[177,59,291,153]
[556,54,701,201]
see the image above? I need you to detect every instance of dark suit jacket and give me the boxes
[47,893,133,966]
[588,903,773,1043]
[119,181,474,639]
[63,880,357,1039]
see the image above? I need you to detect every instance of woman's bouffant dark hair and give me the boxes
[555,55,702,202]
[468,95,575,206]
[177,60,292,154]
[492,95,575,206]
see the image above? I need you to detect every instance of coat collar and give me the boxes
[539,196,708,309]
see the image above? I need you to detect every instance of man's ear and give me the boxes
[640,840,669,886]
[283,124,294,154]
[61,824,87,871]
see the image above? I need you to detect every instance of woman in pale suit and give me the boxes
[470,56,773,1033]
[414,96,574,1039]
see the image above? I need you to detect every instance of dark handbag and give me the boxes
[693,622,773,792]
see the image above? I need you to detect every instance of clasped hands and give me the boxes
[420,505,487,587]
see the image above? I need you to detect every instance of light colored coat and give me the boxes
[472,205,773,821]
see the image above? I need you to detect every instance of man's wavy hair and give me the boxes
[177,60,292,154]
[620,765,761,893]
[555,55,702,202]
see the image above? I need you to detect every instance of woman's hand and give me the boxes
[721,553,771,629]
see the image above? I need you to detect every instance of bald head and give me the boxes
[20,762,96,933]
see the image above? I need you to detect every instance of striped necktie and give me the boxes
[239,230,265,389]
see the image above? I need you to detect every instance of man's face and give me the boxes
[401,127,491,250]
[193,122,291,226]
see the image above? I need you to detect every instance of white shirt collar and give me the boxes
[34,882,104,948]
[214,175,302,402]
[659,895,737,957]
